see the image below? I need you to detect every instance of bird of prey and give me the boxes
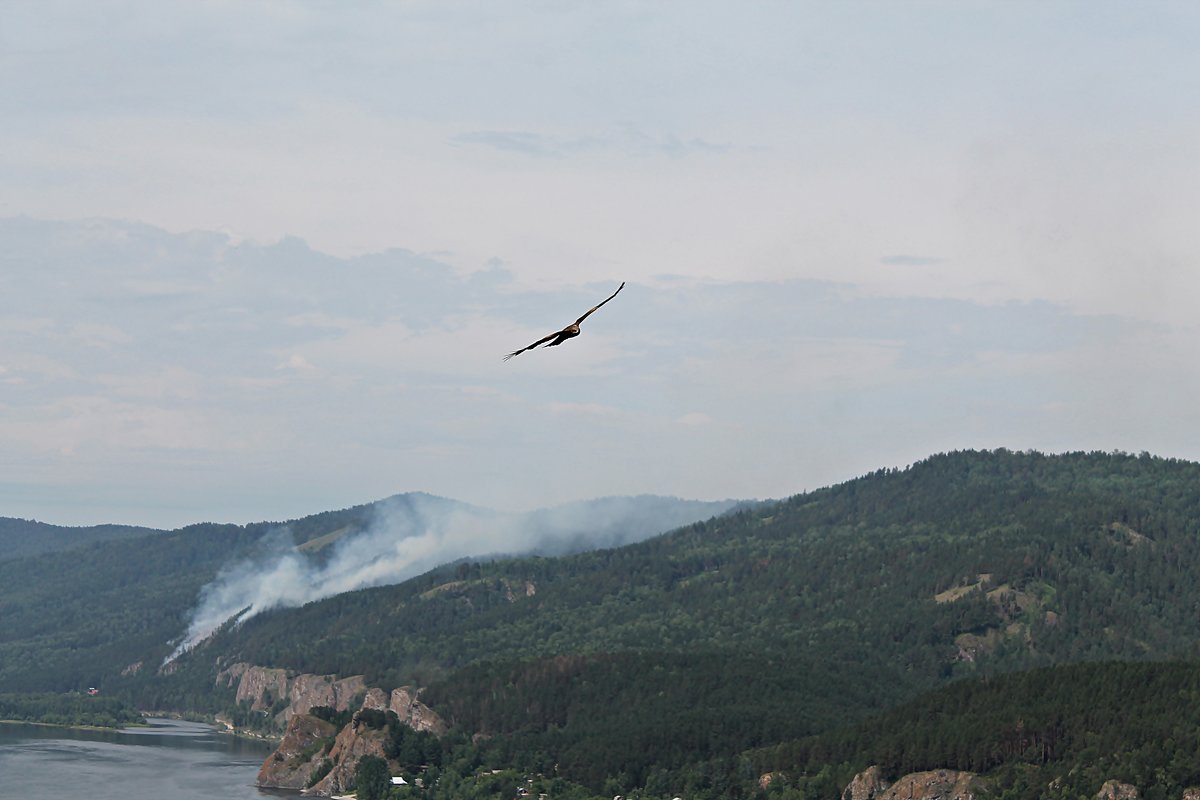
[503,282,625,361]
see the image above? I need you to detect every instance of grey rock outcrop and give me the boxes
[843,765,891,800]
[1095,780,1138,800]
[843,767,980,800]
[254,713,338,790]
[305,712,391,796]
[251,672,446,796]
[217,663,366,729]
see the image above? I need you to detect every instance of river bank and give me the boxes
[0,717,282,799]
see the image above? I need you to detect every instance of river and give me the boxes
[0,718,289,799]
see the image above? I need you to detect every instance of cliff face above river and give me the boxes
[221,663,445,795]
[255,713,340,790]
[255,710,394,795]
[217,662,367,730]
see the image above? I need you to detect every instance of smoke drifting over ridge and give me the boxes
[170,493,739,660]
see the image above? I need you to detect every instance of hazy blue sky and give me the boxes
[3,2,1199,527]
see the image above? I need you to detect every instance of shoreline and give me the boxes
[143,711,284,742]
[1,712,284,743]
[0,714,278,741]
[0,718,148,732]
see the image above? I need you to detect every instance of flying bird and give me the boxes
[503,282,625,361]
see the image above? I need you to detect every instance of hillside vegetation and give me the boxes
[0,493,733,696]
[7,449,1200,797]
[0,517,163,561]
[0,522,270,693]
[170,449,1200,794]
[205,450,1200,683]
[746,659,1200,800]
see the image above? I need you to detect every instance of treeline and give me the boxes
[0,692,144,728]
[746,660,1200,800]
[0,494,442,697]
[423,650,893,789]
[140,450,1200,796]
[0,517,162,562]
[282,662,1200,800]
[11,449,1200,796]
[0,521,274,694]
[208,450,1200,694]
[417,657,1200,799]
[138,449,1200,794]
[415,659,1200,799]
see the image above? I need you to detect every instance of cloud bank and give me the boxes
[6,217,1197,534]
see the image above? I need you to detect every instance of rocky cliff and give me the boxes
[842,765,890,800]
[1095,780,1139,800]
[255,713,339,790]
[843,767,981,800]
[305,711,393,796]
[883,770,981,800]
[217,662,367,729]
[239,664,447,796]
[843,768,1200,800]
[382,686,447,736]
[257,700,422,796]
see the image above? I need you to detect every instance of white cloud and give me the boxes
[3,4,1200,524]
[276,354,316,372]
[3,216,1184,526]
[4,3,1195,321]
[0,396,243,456]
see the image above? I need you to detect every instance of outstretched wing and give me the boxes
[503,330,562,361]
[574,281,625,325]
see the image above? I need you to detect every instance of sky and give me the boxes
[3,1,1200,528]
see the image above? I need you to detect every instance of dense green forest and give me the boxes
[242,659,1200,800]
[0,517,163,561]
[0,491,734,699]
[196,449,1200,687]
[0,521,271,693]
[6,449,1200,797]
[173,449,1200,795]
[0,692,144,728]
[742,659,1200,800]
[0,493,431,694]
[421,650,897,788]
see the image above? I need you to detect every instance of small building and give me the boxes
[391,776,408,786]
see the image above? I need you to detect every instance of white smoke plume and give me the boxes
[167,493,740,663]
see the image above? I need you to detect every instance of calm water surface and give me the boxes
[0,718,289,800]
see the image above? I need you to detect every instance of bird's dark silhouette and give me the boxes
[503,282,625,361]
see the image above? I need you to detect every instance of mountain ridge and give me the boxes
[8,448,1200,797]
[0,517,165,561]
[146,448,1200,795]
[201,448,1200,683]
[0,491,741,694]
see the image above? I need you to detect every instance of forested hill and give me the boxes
[10,449,1200,796]
[155,450,1200,784]
[744,659,1200,799]
[0,517,164,561]
[0,492,739,695]
[201,449,1200,686]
